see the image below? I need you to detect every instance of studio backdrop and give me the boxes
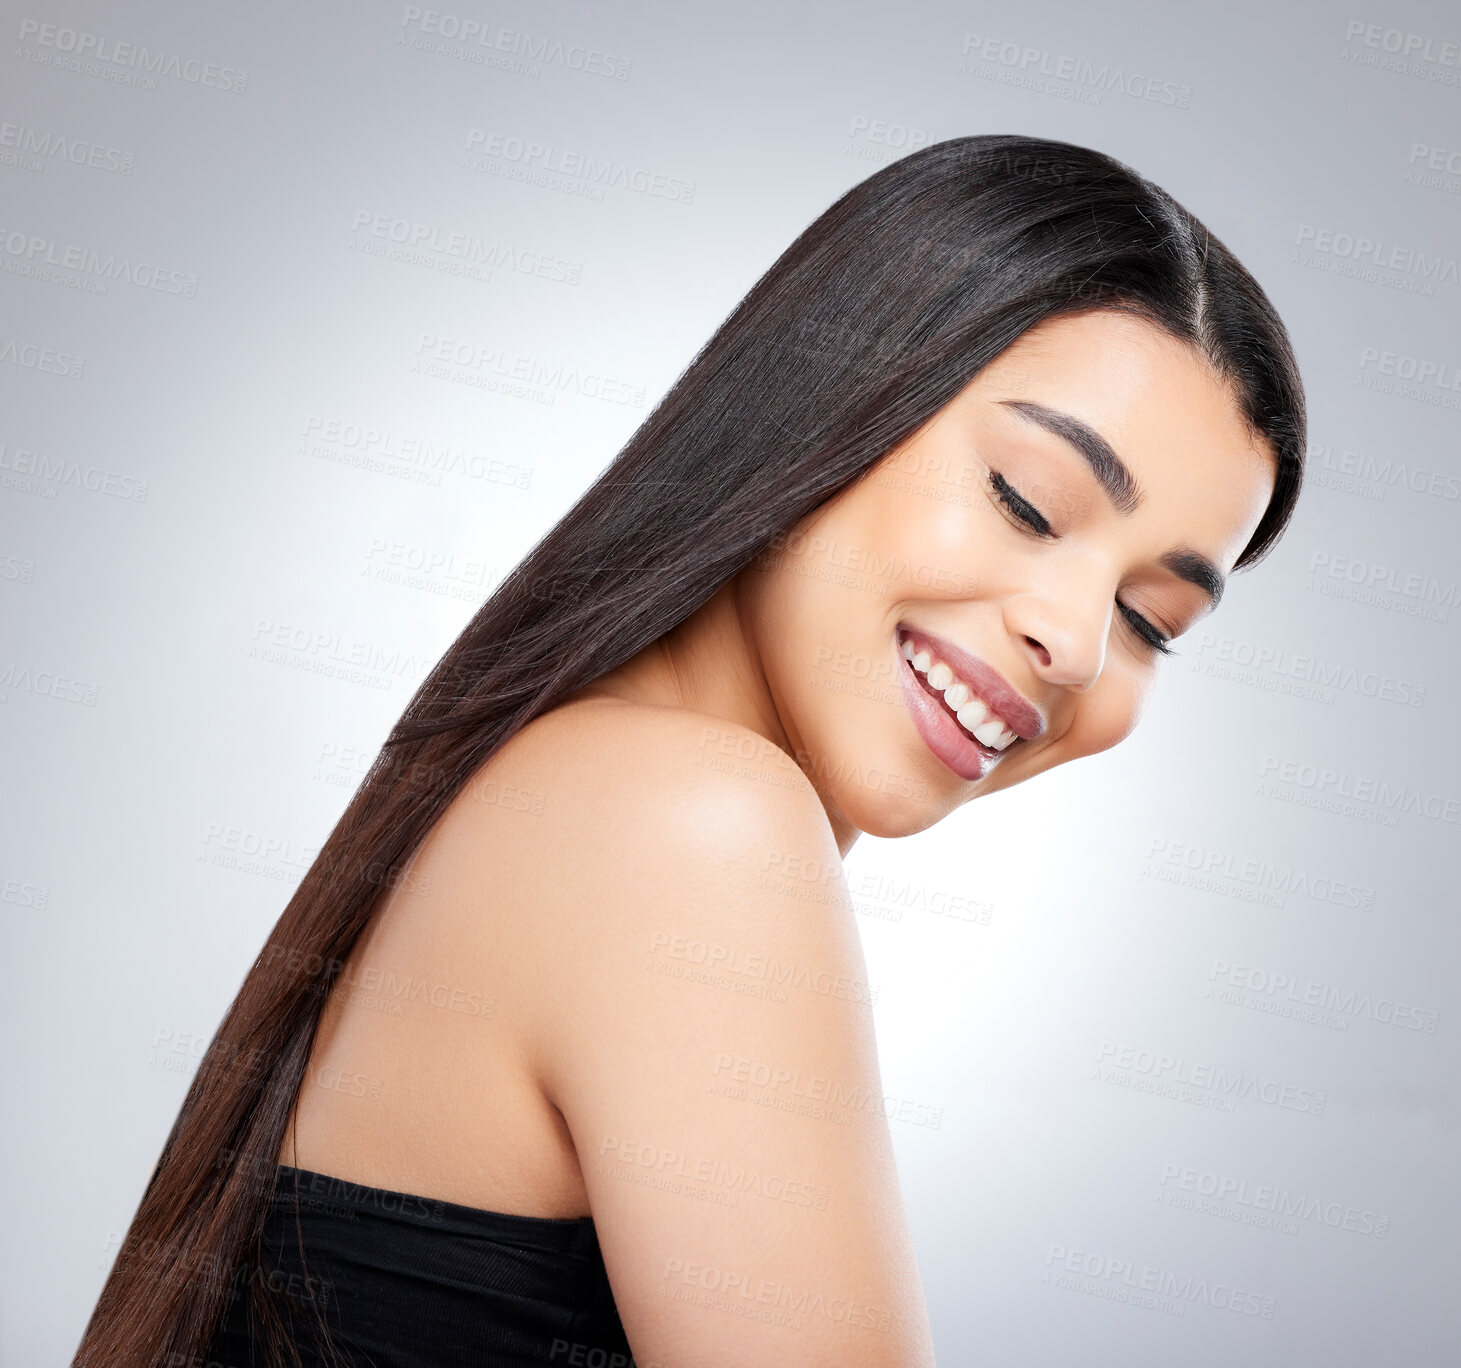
[2,1,1456,1364]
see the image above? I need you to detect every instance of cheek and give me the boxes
[1062,668,1154,759]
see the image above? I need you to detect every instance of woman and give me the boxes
[75,133,1305,1367]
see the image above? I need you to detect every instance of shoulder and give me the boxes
[482,696,867,1070]
[477,702,934,1362]
[492,697,837,866]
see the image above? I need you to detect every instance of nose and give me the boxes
[1003,591,1108,692]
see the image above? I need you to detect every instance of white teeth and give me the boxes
[972,718,1005,747]
[899,632,1018,752]
[956,698,987,731]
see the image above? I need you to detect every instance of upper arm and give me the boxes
[513,709,937,1368]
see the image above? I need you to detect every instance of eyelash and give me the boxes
[987,469,1175,656]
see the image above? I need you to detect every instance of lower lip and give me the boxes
[895,631,1008,783]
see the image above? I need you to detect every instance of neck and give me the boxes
[570,579,860,857]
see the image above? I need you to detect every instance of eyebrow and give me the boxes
[996,398,1227,610]
[998,399,1142,513]
[1161,549,1225,610]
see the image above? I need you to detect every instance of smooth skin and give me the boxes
[281,309,1277,1366]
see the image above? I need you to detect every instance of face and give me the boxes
[738,308,1277,840]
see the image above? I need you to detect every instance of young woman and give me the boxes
[75,133,1305,1367]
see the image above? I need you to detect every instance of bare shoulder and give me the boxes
[452,696,861,1050]
[471,700,934,1364]
[482,697,841,888]
[507,696,827,818]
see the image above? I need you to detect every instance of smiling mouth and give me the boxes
[898,630,1022,754]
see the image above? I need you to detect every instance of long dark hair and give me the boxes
[74,133,1305,1366]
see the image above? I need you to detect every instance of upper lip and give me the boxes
[898,622,1046,741]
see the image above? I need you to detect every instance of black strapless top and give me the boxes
[205,1164,634,1367]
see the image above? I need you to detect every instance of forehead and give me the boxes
[965,309,1276,568]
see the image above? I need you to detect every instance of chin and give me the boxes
[817,746,961,840]
[855,798,949,841]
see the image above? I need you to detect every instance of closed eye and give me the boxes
[1117,602,1174,655]
[988,469,1053,537]
[987,468,1175,657]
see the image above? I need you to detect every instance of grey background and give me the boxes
[2,0,1457,1363]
